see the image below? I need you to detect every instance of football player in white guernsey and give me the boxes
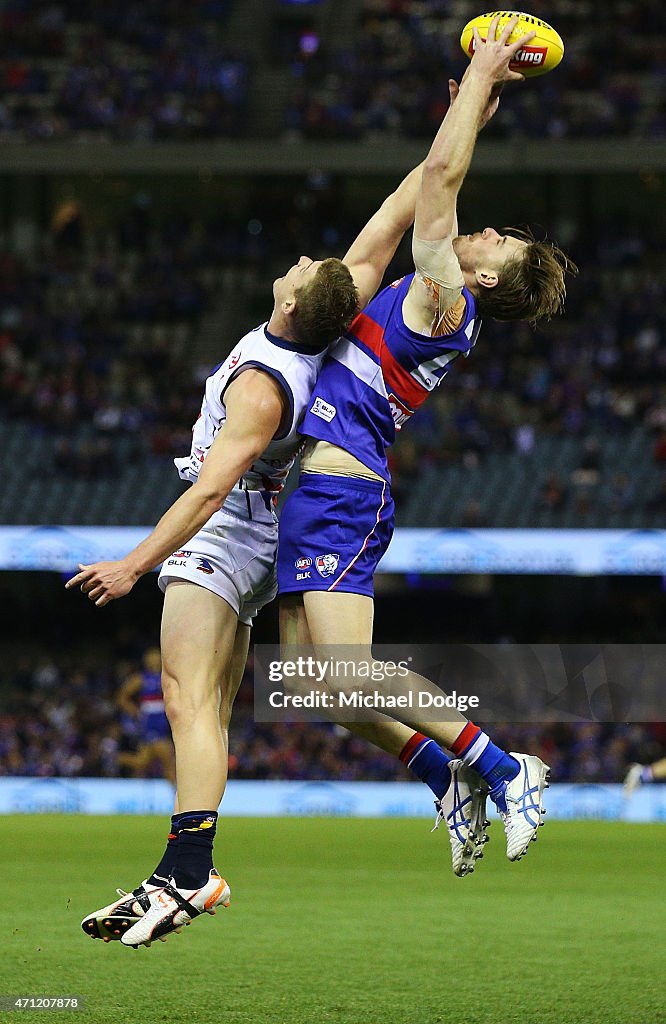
[279,19,575,875]
[67,134,455,945]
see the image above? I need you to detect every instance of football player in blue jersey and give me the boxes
[116,647,175,784]
[278,17,576,874]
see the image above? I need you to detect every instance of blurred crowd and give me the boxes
[0,0,247,140]
[0,196,243,468]
[1,191,666,522]
[0,650,664,784]
[0,0,663,143]
[286,0,666,141]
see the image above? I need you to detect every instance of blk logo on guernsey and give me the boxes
[310,397,336,422]
[315,553,340,577]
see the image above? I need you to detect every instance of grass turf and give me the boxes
[3,816,664,1024]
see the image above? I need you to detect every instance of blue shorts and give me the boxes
[277,473,395,598]
[141,712,171,744]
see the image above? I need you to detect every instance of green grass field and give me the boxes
[3,816,664,1024]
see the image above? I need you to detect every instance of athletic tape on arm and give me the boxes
[412,235,466,333]
[412,234,464,309]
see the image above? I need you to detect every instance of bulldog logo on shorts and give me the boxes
[315,553,340,577]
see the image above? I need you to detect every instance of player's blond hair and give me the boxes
[475,228,578,323]
[292,258,359,349]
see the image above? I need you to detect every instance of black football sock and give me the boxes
[170,810,218,890]
[148,815,180,885]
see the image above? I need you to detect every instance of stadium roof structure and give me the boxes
[1,140,665,175]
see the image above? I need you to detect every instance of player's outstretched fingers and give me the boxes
[509,29,537,56]
[498,15,518,45]
[65,564,90,589]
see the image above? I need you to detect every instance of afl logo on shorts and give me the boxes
[295,557,312,570]
[315,553,340,577]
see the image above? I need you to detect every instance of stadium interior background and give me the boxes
[1,0,665,785]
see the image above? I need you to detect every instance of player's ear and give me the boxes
[475,267,499,290]
[281,296,297,316]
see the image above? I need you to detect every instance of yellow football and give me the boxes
[460,10,564,78]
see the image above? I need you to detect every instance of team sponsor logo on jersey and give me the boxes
[315,553,340,577]
[195,557,215,575]
[310,397,336,422]
[388,393,414,430]
[228,352,241,369]
[295,557,312,569]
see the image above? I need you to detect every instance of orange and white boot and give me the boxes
[121,869,230,948]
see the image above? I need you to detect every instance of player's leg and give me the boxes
[151,738,176,785]
[118,740,173,781]
[150,622,248,885]
[301,590,549,862]
[83,581,236,944]
[624,754,666,795]
[279,593,486,875]
[280,592,451,794]
[120,580,237,946]
[160,579,238,811]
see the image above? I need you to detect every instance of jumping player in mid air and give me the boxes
[66,105,469,943]
[278,17,577,874]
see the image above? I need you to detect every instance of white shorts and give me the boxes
[158,491,278,626]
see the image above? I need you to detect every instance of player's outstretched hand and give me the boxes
[470,14,536,84]
[65,560,139,607]
[448,76,502,128]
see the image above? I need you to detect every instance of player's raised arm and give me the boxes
[416,16,532,243]
[65,370,287,606]
[403,16,534,331]
[342,162,424,310]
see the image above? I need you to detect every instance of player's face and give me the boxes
[273,256,323,301]
[454,228,527,271]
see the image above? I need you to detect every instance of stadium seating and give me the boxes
[284,0,666,141]
[0,0,248,140]
[1,649,664,782]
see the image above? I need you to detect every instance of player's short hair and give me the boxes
[292,258,360,349]
[474,228,578,323]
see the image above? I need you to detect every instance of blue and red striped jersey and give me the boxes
[301,273,481,480]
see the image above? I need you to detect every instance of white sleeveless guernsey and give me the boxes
[174,322,328,523]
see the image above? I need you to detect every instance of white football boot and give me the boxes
[623,763,644,798]
[432,759,490,877]
[81,880,161,941]
[121,869,230,947]
[491,753,550,861]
